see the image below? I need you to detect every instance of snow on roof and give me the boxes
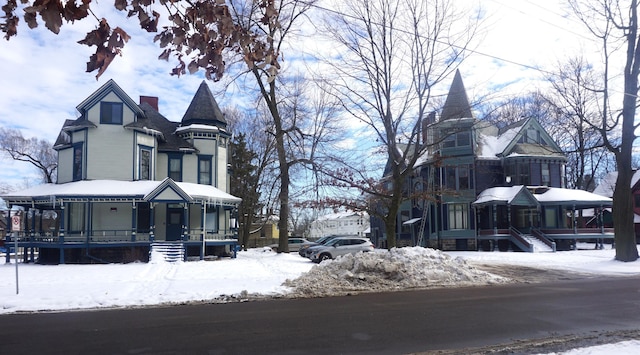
[2,180,240,205]
[474,186,613,206]
[593,172,617,197]
[176,181,241,203]
[478,126,519,158]
[593,171,640,198]
[3,180,160,198]
[316,210,368,221]
[473,186,525,204]
[534,187,612,205]
[175,124,222,133]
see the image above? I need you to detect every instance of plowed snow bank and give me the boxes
[284,247,508,297]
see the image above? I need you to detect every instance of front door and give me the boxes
[166,205,183,241]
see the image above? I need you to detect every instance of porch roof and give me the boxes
[534,187,612,207]
[1,179,241,207]
[472,186,537,207]
[473,185,613,208]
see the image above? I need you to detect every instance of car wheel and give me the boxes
[319,253,332,262]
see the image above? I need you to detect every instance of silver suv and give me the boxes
[309,237,374,263]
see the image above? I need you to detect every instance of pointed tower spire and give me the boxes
[181,81,227,128]
[440,69,473,120]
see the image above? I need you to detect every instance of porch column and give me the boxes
[149,203,155,242]
[86,202,92,246]
[492,204,497,234]
[183,204,188,261]
[572,204,577,234]
[599,205,604,234]
[201,202,206,261]
[182,204,188,243]
[131,201,137,242]
[5,209,10,263]
[59,202,65,265]
[29,207,36,263]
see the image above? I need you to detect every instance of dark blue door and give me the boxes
[166,205,183,241]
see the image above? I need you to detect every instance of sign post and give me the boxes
[11,213,20,294]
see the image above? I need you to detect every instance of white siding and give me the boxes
[182,154,198,183]
[84,95,137,180]
[92,203,132,232]
[216,145,228,192]
[57,148,73,184]
[156,153,168,180]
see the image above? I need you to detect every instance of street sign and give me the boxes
[11,215,21,232]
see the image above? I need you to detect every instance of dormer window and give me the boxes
[100,102,123,124]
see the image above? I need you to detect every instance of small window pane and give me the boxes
[140,149,151,180]
[100,102,123,124]
[199,157,211,185]
[457,132,470,146]
[73,145,83,181]
[169,157,182,181]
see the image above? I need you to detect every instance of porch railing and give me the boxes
[8,230,150,243]
[184,229,238,241]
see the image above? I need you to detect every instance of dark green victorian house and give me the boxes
[371,70,613,252]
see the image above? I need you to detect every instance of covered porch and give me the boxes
[2,178,241,263]
[473,186,614,252]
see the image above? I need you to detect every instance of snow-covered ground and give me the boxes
[1,244,639,354]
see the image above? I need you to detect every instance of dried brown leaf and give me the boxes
[114,0,127,11]
[40,0,63,34]
[24,11,38,29]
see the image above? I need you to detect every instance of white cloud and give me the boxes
[0,0,621,188]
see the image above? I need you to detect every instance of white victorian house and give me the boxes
[2,79,241,264]
[307,211,370,240]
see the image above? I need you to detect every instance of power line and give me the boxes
[300,0,590,78]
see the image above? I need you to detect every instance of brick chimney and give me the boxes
[140,96,159,111]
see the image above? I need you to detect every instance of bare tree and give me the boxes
[319,0,480,248]
[545,57,614,190]
[568,0,639,261]
[0,128,57,184]
[225,106,277,250]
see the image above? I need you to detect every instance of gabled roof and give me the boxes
[144,178,194,203]
[181,81,227,128]
[500,117,563,158]
[477,117,564,160]
[75,79,144,117]
[440,69,473,120]
[53,119,75,150]
[473,185,538,207]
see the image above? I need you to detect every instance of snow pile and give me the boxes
[284,247,508,297]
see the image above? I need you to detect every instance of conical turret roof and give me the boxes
[181,81,227,128]
[440,69,473,120]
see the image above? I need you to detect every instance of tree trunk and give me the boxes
[613,1,640,262]
[612,167,638,261]
[277,150,290,253]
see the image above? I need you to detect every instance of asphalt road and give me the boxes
[1,276,639,355]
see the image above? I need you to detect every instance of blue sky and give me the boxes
[0,0,598,189]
